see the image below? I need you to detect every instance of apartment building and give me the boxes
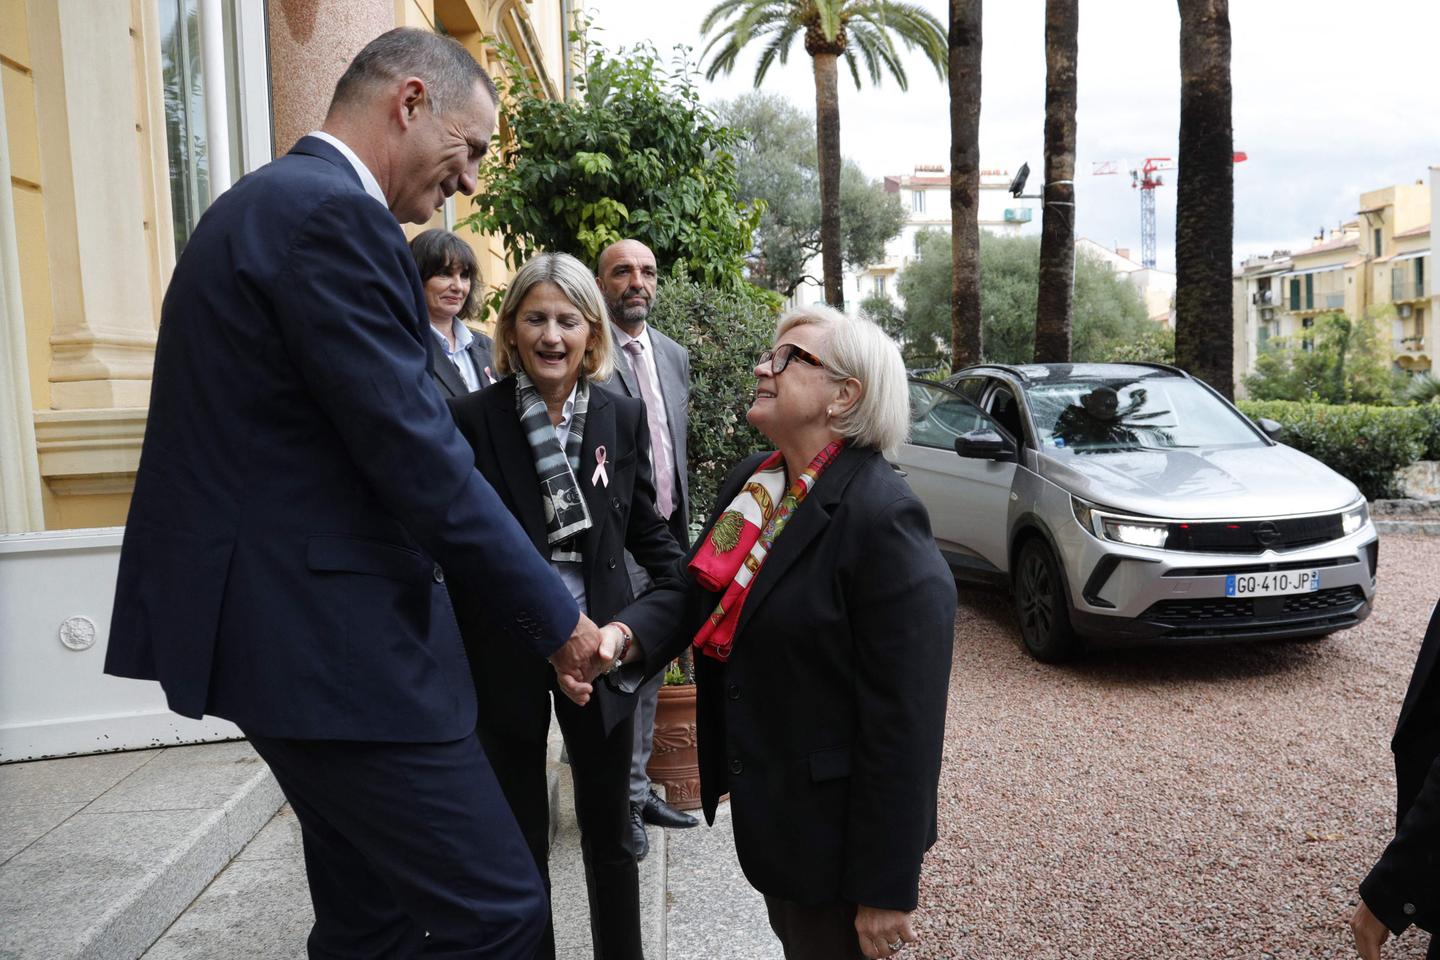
[1235,176,1432,386]
[814,165,1036,312]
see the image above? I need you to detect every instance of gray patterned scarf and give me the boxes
[515,371,592,562]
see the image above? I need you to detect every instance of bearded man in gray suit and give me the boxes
[596,239,699,859]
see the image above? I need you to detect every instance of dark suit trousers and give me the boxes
[763,896,865,960]
[244,731,547,960]
[478,688,641,960]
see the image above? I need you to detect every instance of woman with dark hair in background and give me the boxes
[410,228,496,396]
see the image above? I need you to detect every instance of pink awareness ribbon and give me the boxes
[592,445,609,487]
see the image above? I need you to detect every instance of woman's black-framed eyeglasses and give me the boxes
[759,343,828,375]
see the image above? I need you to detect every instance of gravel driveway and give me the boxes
[915,533,1435,960]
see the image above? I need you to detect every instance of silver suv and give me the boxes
[897,363,1378,662]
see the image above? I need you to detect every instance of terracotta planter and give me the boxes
[646,683,701,811]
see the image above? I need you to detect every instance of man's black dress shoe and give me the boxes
[641,788,699,829]
[629,802,649,861]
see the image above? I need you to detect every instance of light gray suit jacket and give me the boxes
[603,322,690,590]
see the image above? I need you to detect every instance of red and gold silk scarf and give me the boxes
[689,440,845,662]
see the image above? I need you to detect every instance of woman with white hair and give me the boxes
[592,305,956,960]
[446,252,683,960]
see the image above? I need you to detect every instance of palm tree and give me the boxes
[1033,0,1077,363]
[1174,0,1234,398]
[702,0,947,309]
[949,0,983,367]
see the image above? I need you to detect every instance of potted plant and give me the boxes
[646,649,701,810]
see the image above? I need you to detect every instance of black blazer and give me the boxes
[427,325,496,397]
[104,136,578,741]
[448,376,684,737]
[1361,602,1440,936]
[614,445,956,911]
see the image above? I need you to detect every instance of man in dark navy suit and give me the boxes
[1352,601,1440,960]
[106,29,609,959]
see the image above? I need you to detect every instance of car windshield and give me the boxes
[1025,377,1263,454]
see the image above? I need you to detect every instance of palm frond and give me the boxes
[842,47,863,89]
[703,38,745,80]
[845,0,947,77]
[753,22,803,85]
[847,23,883,87]
[814,0,846,42]
[851,22,909,89]
[699,0,753,36]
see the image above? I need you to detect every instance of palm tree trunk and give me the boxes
[949,0,983,367]
[1034,0,1077,363]
[812,51,845,309]
[1175,0,1234,398]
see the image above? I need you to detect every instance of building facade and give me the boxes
[1074,238,1176,329]
[1234,177,1432,391]
[0,0,577,535]
[843,165,1036,309]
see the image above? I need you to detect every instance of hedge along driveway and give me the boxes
[1238,400,1429,501]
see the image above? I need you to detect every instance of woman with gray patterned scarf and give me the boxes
[445,252,683,960]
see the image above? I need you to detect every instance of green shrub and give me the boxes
[648,278,780,526]
[1411,402,1440,461]
[1237,400,1426,500]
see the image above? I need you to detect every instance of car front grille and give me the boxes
[1143,586,1366,635]
[1165,514,1345,554]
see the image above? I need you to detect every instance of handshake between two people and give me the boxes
[546,614,634,706]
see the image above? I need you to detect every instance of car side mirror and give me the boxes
[1255,417,1284,440]
[954,428,1017,463]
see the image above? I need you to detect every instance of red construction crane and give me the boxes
[1092,152,1247,269]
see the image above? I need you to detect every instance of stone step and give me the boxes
[0,741,284,960]
[138,762,665,959]
[134,715,664,959]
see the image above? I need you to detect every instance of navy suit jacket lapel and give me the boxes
[735,445,874,636]
[485,380,550,556]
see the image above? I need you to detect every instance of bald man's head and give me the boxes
[596,240,658,333]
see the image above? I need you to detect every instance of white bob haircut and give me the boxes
[774,305,910,455]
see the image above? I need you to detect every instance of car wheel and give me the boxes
[1013,538,1079,663]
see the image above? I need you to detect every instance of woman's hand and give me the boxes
[855,905,917,959]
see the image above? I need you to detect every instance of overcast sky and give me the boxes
[585,0,1438,273]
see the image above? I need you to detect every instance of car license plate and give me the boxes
[1225,570,1321,597]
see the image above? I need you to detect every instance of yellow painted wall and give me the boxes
[2,0,52,415]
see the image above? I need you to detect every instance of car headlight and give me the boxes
[1101,519,1169,548]
[1342,501,1369,536]
[1072,497,1169,548]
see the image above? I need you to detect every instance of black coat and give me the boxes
[614,445,957,911]
[427,325,496,397]
[447,376,684,738]
[1361,602,1440,936]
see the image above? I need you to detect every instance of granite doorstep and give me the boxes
[0,742,284,960]
[87,740,267,815]
[0,801,84,864]
[141,817,311,960]
[0,808,216,960]
[0,750,154,811]
[664,800,781,960]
